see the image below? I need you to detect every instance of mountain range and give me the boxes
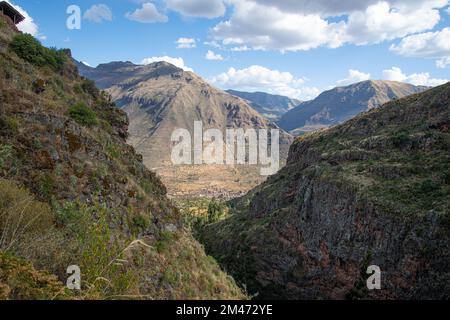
[201,82,450,299]
[226,89,301,121]
[278,80,428,135]
[76,60,293,198]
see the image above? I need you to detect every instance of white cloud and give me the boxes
[126,3,168,23]
[211,65,320,100]
[166,0,226,19]
[83,4,113,23]
[210,0,449,52]
[205,50,224,61]
[176,37,196,49]
[230,46,251,52]
[390,28,450,68]
[337,69,371,86]
[382,67,448,86]
[447,6,450,14]
[141,56,193,72]
[5,0,38,35]
[437,57,450,68]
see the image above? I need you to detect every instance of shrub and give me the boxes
[132,215,150,233]
[10,34,67,71]
[0,252,67,300]
[0,144,13,171]
[81,79,98,97]
[54,201,140,297]
[0,179,54,252]
[207,198,226,224]
[69,103,99,126]
[391,132,410,148]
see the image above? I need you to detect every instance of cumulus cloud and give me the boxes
[176,38,196,49]
[210,0,449,52]
[166,0,226,19]
[382,67,448,86]
[390,28,450,68]
[205,50,224,60]
[141,56,193,72]
[5,0,38,35]
[337,69,371,86]
[126,3,168,23]
[211,65,320,100]
[83,4,113,23]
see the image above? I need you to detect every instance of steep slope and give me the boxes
[77,61,293,198]
[226,89,300,121]
[0,14,245,300]
[201,83,450,299]
[279,80,428,135]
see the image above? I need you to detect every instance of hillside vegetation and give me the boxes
[0,14,245,300]
[201,82,450,299]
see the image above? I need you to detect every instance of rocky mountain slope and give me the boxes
[279,80,428,135]
[76,61,293,198]
[201,83,450,299]
[0,14,245,300]
[226,90,300,121]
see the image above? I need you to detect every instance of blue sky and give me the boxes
[7,0,450,100]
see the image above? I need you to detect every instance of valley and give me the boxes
[0,0,449,302]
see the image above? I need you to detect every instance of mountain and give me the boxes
[279,80,428,135]
[200,83,450,299]
[77,61,293,198]
[0,14,245,300]
[226,90,301,121]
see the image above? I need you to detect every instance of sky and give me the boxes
[6,0,450,100]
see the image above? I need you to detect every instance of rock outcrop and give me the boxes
[201,83,450,299]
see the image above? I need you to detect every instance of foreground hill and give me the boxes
[201,83,450,299]
[279,80,428,135]
[0,14,245,299]
[77,61,293,198]
[226,90,300,121]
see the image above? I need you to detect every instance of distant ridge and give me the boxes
[278,80,429,135]
[226,89,301,121]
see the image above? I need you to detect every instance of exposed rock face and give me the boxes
[201,83,450,299]
[279,80,428,135]
[226,90,301,121]
[77,60,293,197]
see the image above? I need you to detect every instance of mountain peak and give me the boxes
[279,80,429,134]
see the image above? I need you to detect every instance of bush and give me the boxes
[0,252,67,300]
[0,179,54,252]
[69,103,99,126]
[207,198,226,224]
[0,144,13,171]
[10,34,67,71]
[391,132,410,148]
[81,79,98,97]
[54,201,140,297]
